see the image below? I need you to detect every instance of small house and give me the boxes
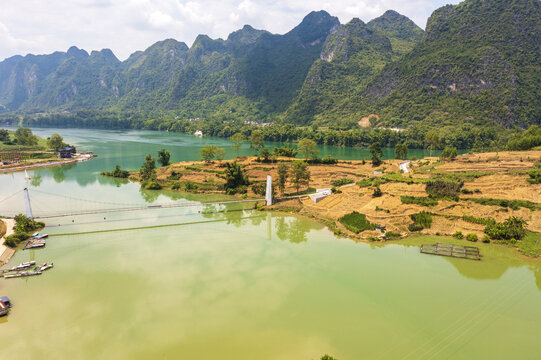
[194,130,203,137]
[58,146,74,159]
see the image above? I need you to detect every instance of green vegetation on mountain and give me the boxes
[366,0,541,130]
[0,0,539,151]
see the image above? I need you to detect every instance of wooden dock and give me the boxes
[420,243,481,261]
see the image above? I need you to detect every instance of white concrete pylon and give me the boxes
[24,187,33,220]
[266,175,272,206]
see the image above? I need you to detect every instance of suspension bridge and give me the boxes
[0,174,303,229]
[0,187,267,219]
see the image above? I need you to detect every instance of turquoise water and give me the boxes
[0,127,539,360]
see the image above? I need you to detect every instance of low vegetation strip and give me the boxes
[466,198,540,211]
[331,178,354,187]
[339,212,378,234]
[408,212,432,232]
[401,196,439,207]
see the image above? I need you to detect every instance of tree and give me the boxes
[14,213,36,233]
[395,143,408,160]
[260,148,272,162]
[15,127,38,146]
[440,146,458,160]
[249,130,264,156]
[425,131,441,157]
[200,145,218,162]
[102,165,129,178]
[216,147,226,161]
[369,142,383,166]
[291,160,310,193]
[157,149,171,166]
[47,133,64,151]
[224,161,250,191]
[277,163,289,195]
[298,138,319,160]
[140,153,156,181]
[0,129,10,143]
[230,133,245,157]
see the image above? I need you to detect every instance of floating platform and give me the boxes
[23,240,46,250]
[420,243,480,261]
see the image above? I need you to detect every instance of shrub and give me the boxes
[184,181,199,191]
[273,146,297,158]
[251,182,266,196]
[339,212,377,234]
[482,235,491,243]
[401,196,438,207]
[144,181,162,190]
[372,187,382,197]
[468,198,539,211]
[440,146,458,160]
[332,178,354,187]
[484,217,527,241]
[101,165,130,178]
[224,161,250,191]
[308,156,338,165]
[4,232,30,248]
[171,182,182,190]
[453,231,464,239]
[168,171,182,180]
[461,215,495,226]
[331,187,342,194]
[466,233,478,242]
[409,212,432,231]
[385,231,401,239]
[527,165,541,184]
[461,188,474,194]
[357,178,374,187]
[408,223,424,232]
[4,237,18,248]
[426,180,463,200]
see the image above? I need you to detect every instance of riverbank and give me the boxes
[125,150,541,257]
[0,152,95,173]
[0,219,15,266]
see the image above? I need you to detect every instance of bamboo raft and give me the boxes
[420,243,481,261]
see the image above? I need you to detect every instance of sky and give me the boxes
[0,0,461,61]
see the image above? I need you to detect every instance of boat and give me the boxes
[0,298,9,316]
[24,241,46,250]
[0,296,12,308]
[38,263,54,271]
[8,261,36,271]
[19,271,42,277]
[33,234,48,240]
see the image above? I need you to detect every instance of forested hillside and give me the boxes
[0,0,540,137]
[366,0,541,129]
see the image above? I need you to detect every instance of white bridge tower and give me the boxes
[265,175,272,206]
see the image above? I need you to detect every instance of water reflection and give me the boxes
[45,162,77,183]
[30,173,42,187]
[275,216,322,244]
[139,188,160,203]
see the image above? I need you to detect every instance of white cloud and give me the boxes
[0,0,461,61]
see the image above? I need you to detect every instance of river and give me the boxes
[0,127,540,359]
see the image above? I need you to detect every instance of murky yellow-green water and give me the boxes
[0,128,540,359]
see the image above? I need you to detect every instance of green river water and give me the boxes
[0,128,540,359]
